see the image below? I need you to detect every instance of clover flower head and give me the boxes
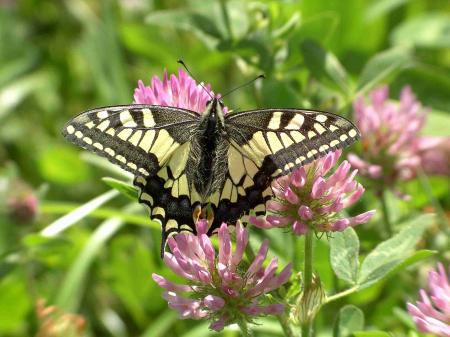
[416,136,450,176]
[153,220,291,331]
[407,263,450,337]
[349,85,431,184]
[134,69,228,114]
[251,150,374,235]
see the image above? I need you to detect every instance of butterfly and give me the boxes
[63,97,360,256]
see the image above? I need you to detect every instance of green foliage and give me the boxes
[0,0,448,336]
[333,305,364,337]
[330,228,359,285]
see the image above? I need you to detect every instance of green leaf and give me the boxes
[41,190,119,238]
[333,305,364,337]
[38,145,91,185]
[422,109,450,137]
[386,249,437,278]
[364,0,409,22]
[0,274,31,332]
[357,214,433,288]
[260,79,301,107]
[352,331,391,337]
[330,227,360,285]
[356,47,412,94]
[391,14,450,48]
[102,177,138,201]
[55,215,125,312]
[300,40,351,95]
[140,311,178,337]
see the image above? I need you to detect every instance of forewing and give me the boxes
[62,104,198,177]
[225,108,360,178]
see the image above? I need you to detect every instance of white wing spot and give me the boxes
[349,129,358,138]
[140,192,153,204]
[66,125,75,134]
[105,148,115,156]
[330,140,340,147]
[93,142,103,150]
[97,110,109,119]
[75,131,83,139]
[127,162,137,170]
[136,176,147,185]
[82,137,92,145]
[316,114,328,123]
[319,144,329,152]
[340,134,349,142]
[138,168,149,176]
[116,155,126,163]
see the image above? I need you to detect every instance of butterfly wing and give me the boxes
[210,109,360,229]
[225,108,360,177]
[63,104,199,176]
[63,104,200,256]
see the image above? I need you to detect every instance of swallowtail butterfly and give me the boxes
[63,97,360,256]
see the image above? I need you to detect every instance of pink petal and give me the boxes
[231,221,248,269]
[298,205,313,220]
[247,240,269,278]
[203,295,225,311]
[292,221,308,235]
[218,223,232,266]
[152,273,192,293]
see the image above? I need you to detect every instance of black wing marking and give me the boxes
[225,108,360,178]
[207,141,273,234]
[62,104,199,177]
[133,143,197,257]
[210,108,360,229]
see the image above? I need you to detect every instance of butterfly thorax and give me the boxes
[186,99,228,201]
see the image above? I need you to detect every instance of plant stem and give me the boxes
[325,286,359,304]
[380,190,393,237]
[238,320,252,337]
[302,231,314,337]
[277,314,296,337]
[219,0,233,41]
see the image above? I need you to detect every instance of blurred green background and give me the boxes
[0,0,449,336]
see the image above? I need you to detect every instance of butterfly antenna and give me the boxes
[177,59,214,99]
[221,74,265,99]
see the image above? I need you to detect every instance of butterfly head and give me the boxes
[202,97,225,129]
